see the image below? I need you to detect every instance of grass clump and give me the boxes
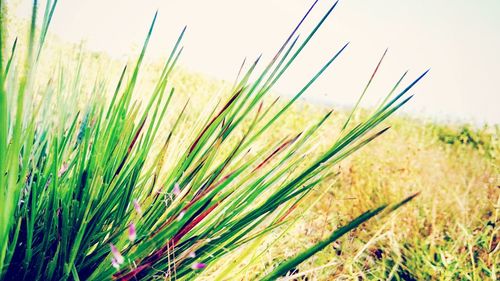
[0,0,428,280]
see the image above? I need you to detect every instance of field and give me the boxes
[133,66,500,280]
[1,2,499,280]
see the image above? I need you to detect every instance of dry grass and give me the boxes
[238,110,499,280]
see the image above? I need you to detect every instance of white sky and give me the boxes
[11,0,500,124]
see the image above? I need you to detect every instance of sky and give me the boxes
[11,0,500,124]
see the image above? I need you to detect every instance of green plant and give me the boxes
[437,124,498,159]
[0,0,427,280]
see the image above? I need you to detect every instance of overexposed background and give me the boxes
[11,0,500,124]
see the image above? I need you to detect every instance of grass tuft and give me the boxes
[0,1,432,280]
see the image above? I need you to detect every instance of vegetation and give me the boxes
[1,0,497,280]
[256,115,498,280]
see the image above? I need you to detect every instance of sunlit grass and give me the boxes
[1,0,497,281]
